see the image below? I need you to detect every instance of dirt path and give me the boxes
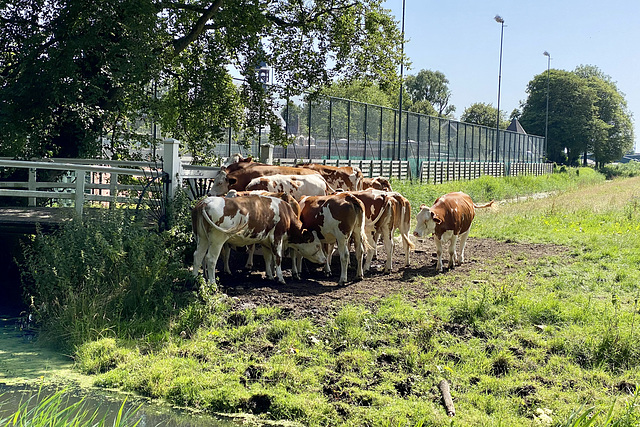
[219,237,567,321]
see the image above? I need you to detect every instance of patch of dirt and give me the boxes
[220,238,568,322]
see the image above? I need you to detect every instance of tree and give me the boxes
[519,66,634,166]
[573,65,634,166]
[461,103,508,129]
[404,70,455,117]
[0,0,404,161]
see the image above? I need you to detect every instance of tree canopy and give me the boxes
[0,0,404,161]
[404,69,455,118]
[519,65,634,166]
[461,102,508,129]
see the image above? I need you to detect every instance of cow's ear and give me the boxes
[301,229,313,243]
[431,210,443,224]
[220,166,227,172]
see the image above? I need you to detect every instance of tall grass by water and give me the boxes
[0,389,140,427]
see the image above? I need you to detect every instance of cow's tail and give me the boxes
[348,195,373,253]
[354,166,364,191]
[200,204,245,235]
[192,199,208,245]
[398,199,416,250]
[474,200,495,209]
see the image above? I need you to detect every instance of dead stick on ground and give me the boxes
[439,379,455,417]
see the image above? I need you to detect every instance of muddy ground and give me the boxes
[218,238,568,321]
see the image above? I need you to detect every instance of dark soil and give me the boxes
[219,238,568,322]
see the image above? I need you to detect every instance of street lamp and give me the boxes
[494,15,504,163]
[396,0,406,161]
[543,51,551,161]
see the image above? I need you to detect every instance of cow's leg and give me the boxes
[263,249,275,281]
[363,231,377,272]
[193,235,209,277]
[434,235,444,272]
[458,229,470,265]
[273,241,285,284]
[381,227,393,273]
[324,243,335,276]
[290,250,301,280]
[222,244,232,274]
[353,233,365,280]
[336,239,350,285]
[448,234,458,268]
[204,240,225,284]
[245,244,255,270]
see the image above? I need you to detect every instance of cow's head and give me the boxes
[209,167,237,196]
[413,204,441,237]
[289,230,326,265]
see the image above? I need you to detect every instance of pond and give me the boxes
[0,314,238,427]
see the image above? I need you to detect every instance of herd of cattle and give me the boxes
[191,156,493,285]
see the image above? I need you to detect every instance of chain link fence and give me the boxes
[213,95,547,180]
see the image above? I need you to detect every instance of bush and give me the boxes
[19,208,195,350]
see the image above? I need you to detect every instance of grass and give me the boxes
[0,388,140,427]
[30,167,640,425]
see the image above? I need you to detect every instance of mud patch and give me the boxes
[220,238,568,323]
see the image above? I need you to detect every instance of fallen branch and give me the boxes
[439,379,455,417]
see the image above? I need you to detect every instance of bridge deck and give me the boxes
[0,207,74,234]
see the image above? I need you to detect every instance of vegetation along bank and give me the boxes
[17,164,640,426]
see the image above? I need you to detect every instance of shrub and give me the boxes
[19,208,195,350]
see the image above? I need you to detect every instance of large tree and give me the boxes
[404,69,455,118]
[0,0,404,161]
[461,102,508,129]
[519,66,634,166]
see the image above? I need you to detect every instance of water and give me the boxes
[0,315,238,427]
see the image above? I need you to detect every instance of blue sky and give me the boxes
[383,0,639,151]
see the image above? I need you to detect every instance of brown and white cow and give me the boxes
[362,176,393,192]
[192,194,326,284]
[413,192,493,272]
[347,190,395,273]
[244,173,334,200]
[209,162,320,196]
[295,163,364,191]
[294,193,371,285]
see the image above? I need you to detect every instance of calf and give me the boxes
[413,192,493,272]
[295,163,364,191]
[362,176,393,192]
[295,193,371,285]
[244,173,333,200]
[192,194,325,284]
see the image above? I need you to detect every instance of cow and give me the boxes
[384,191,415,268]
[294,193,371,285]
[295,163,364,191]
[362,176,393,192]
[347,190,395,273]
[209,162,320,196]
[192,194,326,284]
[244,173,334,200]
[413,192,494,272]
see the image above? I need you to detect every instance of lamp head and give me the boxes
[543,51,550,57]
[494,15,504,24]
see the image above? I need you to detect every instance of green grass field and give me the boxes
[62,168,640,426]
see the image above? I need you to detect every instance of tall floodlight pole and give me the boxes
[543,51,551,161]
[396,0,406,161]
[494,15,504,164]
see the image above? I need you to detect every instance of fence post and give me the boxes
[164,138,181,201]
[260,143,274,165]
[28,168,36,207]
[75,170,86,216]
[109,173,119,209]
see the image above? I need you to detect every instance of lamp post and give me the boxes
[396,0,406,161]
[543,51,551,161]
[494,15,504,164]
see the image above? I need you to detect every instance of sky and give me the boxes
[383,0,640,152]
